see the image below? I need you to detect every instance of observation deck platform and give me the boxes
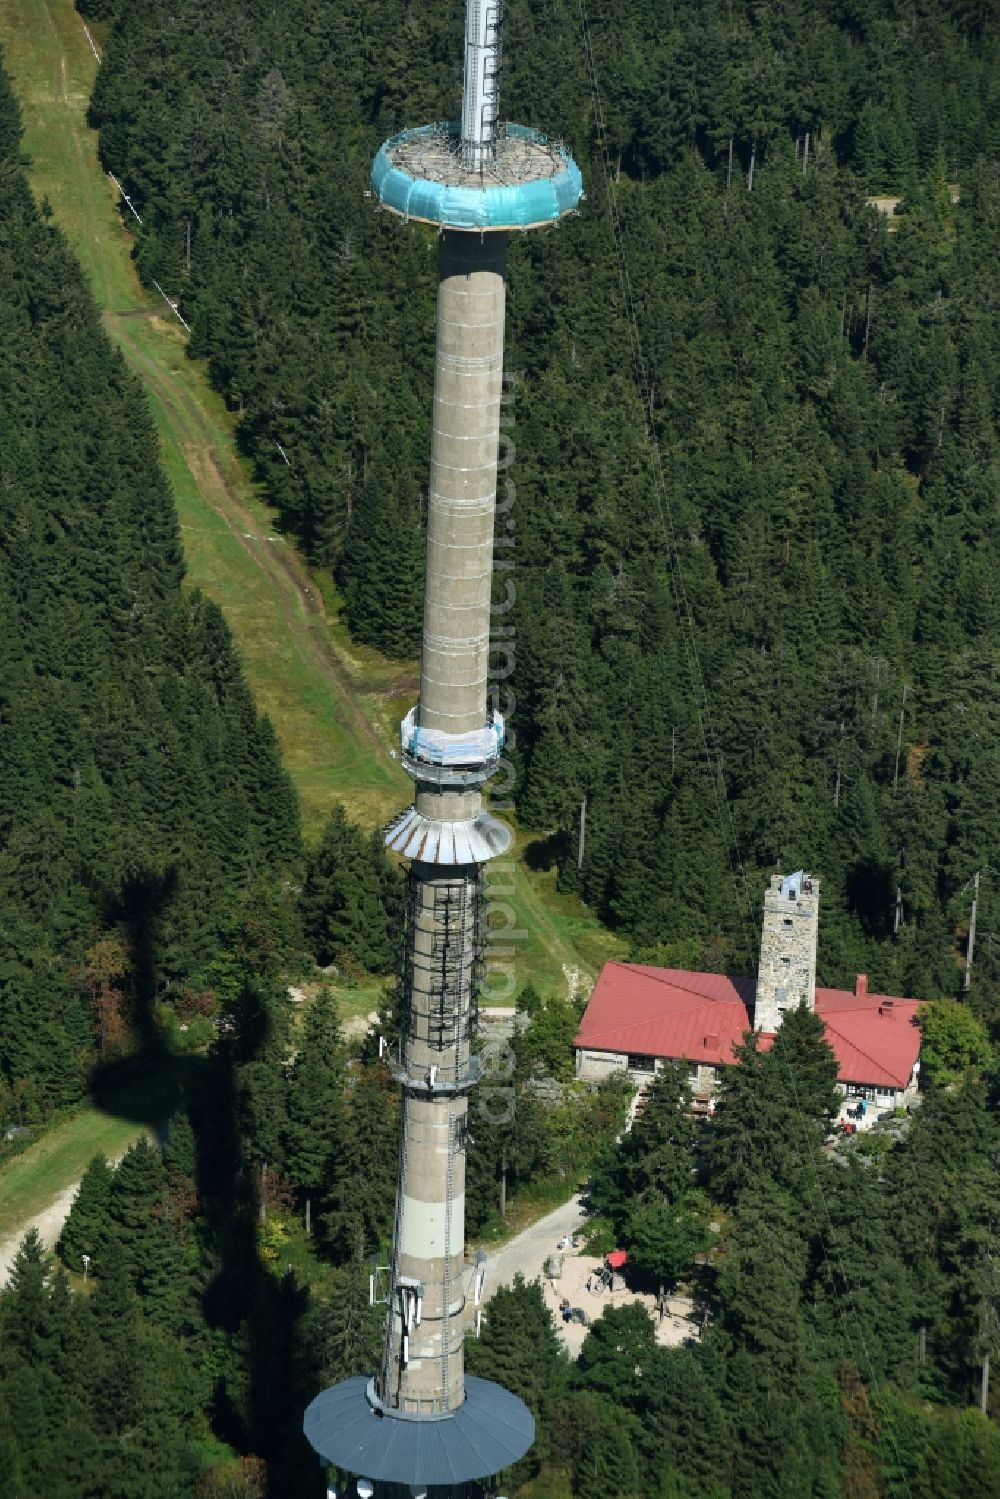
[371,122,583,231]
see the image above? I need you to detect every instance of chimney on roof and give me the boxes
[754,871,820,1034]
[878,1000,895,1020]
[855,974,868,1001]
[703,1033,719,1049]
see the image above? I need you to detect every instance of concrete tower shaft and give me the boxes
[376,861,479,1417]
[379,1089,469,1413]
[303,6,582,1488]
[421,232,508,736]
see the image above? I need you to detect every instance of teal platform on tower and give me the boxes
[371,122,583,231]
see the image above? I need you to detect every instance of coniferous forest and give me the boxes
[1,2,1000,1497]
[82,0,1000,1006]
[0,53,301,1129]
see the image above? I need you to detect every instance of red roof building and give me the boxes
[574,962,923,1115]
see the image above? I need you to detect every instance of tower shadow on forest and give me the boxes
[87,865,210,1131]
[184,982,318,1496]
[87,863,182,1062]
[79,864,319,1493]
[524,828,572,873]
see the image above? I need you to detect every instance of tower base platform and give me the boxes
[304,1375,534,1487]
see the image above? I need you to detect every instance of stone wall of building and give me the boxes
[689,1062,719,1094]
[576,1047,629,1082]
[754,871,820,1034]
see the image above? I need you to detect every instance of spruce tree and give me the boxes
[466,1272,568,1421]
[308,1253,383,1387]
[300,805,394,972]
[89,1243,145,1436]
[577,1301,659,1406]
[717,1181,840,1497]
[704,1029,771,1205]
[101,1138,189,1326]
[58,1154,113,1273]
[0,1230,51,1369]
[320,1061,398,1261]
[0,1407,20,1497]
[573,1396,642,1499]
[706,1006,838,1207]
[284,987,346,1230]
[466,1273,568,1481]
[767,1003,841,1135]
[641,1346,731,1495]
[161,1108,197,1180]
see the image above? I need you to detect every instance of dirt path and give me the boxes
[0,1179,85,1286]
[477,1195,587,1297]
[472,1193,699,1357]
[0,1143,138,1288]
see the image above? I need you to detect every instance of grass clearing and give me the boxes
[0,0,412,836]
[0,1056,198,1243]
[288,976,389,1040]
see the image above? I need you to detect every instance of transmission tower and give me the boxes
[302,5,582,1495]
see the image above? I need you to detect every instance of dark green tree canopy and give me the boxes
[83,0,1000,1010]
[0,61,301,1124]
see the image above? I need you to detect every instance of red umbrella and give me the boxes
[606,1250,627,1269]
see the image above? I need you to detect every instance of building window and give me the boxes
[627,1053,656,1073]
[783,918,793,927]
[846,1084,878,1102]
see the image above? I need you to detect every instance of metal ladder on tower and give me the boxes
[429,883,458,1055]
[453,877,471,1064]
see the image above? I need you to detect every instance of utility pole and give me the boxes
[965,870,980,991]
[577,795,586,871]
[893,684,908,787]
[871,656,884,725]
[185,218,192,274]
[833,719,845,808]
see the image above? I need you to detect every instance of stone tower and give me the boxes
[754,871,820,1034]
